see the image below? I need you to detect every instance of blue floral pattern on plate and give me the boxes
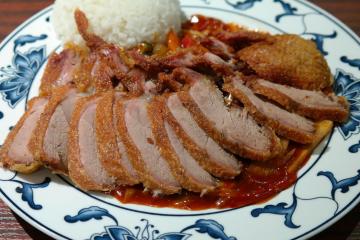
[340,56,360,70]
[0,1,359,239]
[251,170,360,229]
[333,70,360,140]
[65,206,236,240]
[0,35,47,108]
[349,141,360,153]
[224,0,262,10]
[0,172,50,210]
[273,0,337,55]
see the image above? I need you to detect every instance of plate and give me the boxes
[0,1,359,239]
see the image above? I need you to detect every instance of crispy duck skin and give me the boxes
[160,49,235,76]
[120,68,146,96]
[128,47,235,77]
[74,9,108,50]
[178,91,282,161]
[157,72,183,92]
[149,96,218,193]
[95,91,139,185]
[39,49,82,96]
[199,36,235,60]
[224,75,317,144]
[0,97,48,173]
[164,93,242,178]
[68,94,116,191]
[29,86,76,174]
[75,9,146,95]
[39,52,64,96]
[170,68,283,161]
[80,42,146,94]
[115,97,181,195]
[248,78,349,122]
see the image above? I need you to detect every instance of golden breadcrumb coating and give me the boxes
[237,34,332,90]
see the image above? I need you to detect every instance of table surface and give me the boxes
[0,0,359,239]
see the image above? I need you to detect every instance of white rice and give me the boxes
[52,0,184,48]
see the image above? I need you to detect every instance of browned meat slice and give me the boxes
[75,9,146,94]
[68,95,116,191]
[248,120,333,177]
[128,48,235,76]
[95,91,139,185]
[115,97,181,195]
[224,75,316,144]
[0,97,48,173]
[165,94,241,178]
[120,68,146,95]
[160,49,235,76]
[39,48,82,96]
[39,52,63,95]
[249,78,349,122]
[149,97,218,193]
[126,49,160,73]
[29,87,83,174]
[160,49,199,69]
[70,52,94,92]
[199,36,235,60]
[157,72,183,92]
[77,45,147,94]
[200,51,235,76]
[171,68,282,161]
[237,34,332,90]
[88,45,128,91]
[215,29,270,50]
[74,9,107,50]
[144,80,159,95]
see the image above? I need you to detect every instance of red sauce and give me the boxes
[182,15,238,33]
[111,155,303,210]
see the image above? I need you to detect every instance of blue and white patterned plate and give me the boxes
[0,1,359,239]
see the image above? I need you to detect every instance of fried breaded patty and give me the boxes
[237,34,331,90]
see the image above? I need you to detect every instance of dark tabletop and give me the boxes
[0,0,359,239]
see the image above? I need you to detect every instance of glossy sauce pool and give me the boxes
[110,148,307,210]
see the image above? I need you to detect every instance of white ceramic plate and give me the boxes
[0,1,359,239]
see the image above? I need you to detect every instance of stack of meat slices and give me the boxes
[0,11,350,196]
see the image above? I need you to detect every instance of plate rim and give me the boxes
[0,1,359,239]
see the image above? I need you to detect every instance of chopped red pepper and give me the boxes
[167,29,180,51]
[181,35,195,48]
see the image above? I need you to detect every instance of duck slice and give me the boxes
[39,48,82,96]
[0,97,48,173]
[160,49,235,76]
[224,75,316,144]
[128,47,235,76]
[248,78,349,122]
[29,86,84,174]
[149,97,218,193]
[199,36,235,61]
[68,95,116,191]
[165,94,241,178]
[95,91,139,185]
[174,68,282,161]
[115,97,181,195]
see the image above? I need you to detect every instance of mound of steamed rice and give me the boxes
[52,0,184,48]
